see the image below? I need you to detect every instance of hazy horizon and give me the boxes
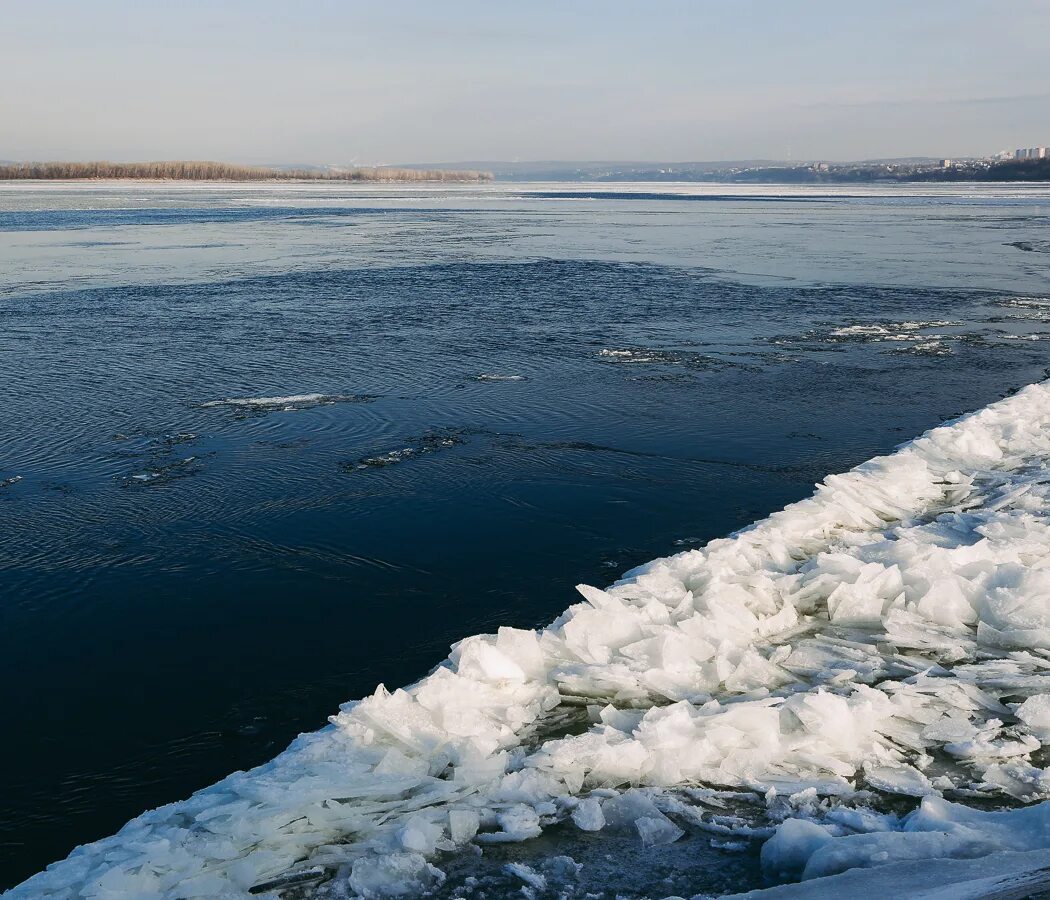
[4,0,1050,165]
[0,155,1004,167]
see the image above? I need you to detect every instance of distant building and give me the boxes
[940,159,953,168]
[1014,147,1048,160]
[1016,149,1029,160]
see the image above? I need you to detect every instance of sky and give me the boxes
[4,0,1050,165]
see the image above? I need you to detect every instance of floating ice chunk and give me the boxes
[1015,694,1050,738]
[543,855,582,880]
[495,627,547,680]
[828,321,958,339]
[894,340,951,356]
[597,347,666,363]
[202,393,373,413]
[570,797,605,831]
[599,789,682,845]
[826,564,904,625]
[451,635,528,682]
[801,831,999,881]
[978,761,1050,800]
[942,719,1039,759]
[474,805,543,843]
[503,862,546,891]
[448,809,480,844]
[761,818,835,881]
[202,393,333,409]
[599,790,662,828]
[727,848,1050,898]
[125,456,198,486]
[906,794,1050,849]
[397,816,444,854]
[823,806,900,833]
[975,565,1050,649]
[762,796,1050,888]
[345,429,465,471]
[348,853,445,898]
[862,764,936,797]
[374,747,429,777]
[636,815,685,845]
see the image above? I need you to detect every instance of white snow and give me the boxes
[16,380,1050,898]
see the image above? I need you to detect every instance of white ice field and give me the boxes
[14,380,1050,899]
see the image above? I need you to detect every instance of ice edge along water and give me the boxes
[15,381,1050,899]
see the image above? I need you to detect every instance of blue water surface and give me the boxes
[1,182,1049,887]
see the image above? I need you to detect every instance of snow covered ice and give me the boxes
[16,380,1050,898]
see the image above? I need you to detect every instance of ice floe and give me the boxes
[598,348,672,363]
[202,394,372,412]
[596,347,741,371]
[993,297,1050,322]
[123,456,199,486]
[16,380,1050,898]
[343,431,465,471]
[752,796,1050,894]
[827,321,959,340]
[727,846,1050,898]
[768,319,1008,358]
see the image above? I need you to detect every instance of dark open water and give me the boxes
[1,182,1049,888]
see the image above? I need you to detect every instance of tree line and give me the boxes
[0,161,493,182]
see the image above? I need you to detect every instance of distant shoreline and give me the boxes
[393,157,1050,184]
[0,161,492,183]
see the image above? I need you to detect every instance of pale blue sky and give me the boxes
[4,0,1049,163]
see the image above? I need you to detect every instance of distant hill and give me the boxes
[0,161,492,182]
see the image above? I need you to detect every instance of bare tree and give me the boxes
[0,161,493,182]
